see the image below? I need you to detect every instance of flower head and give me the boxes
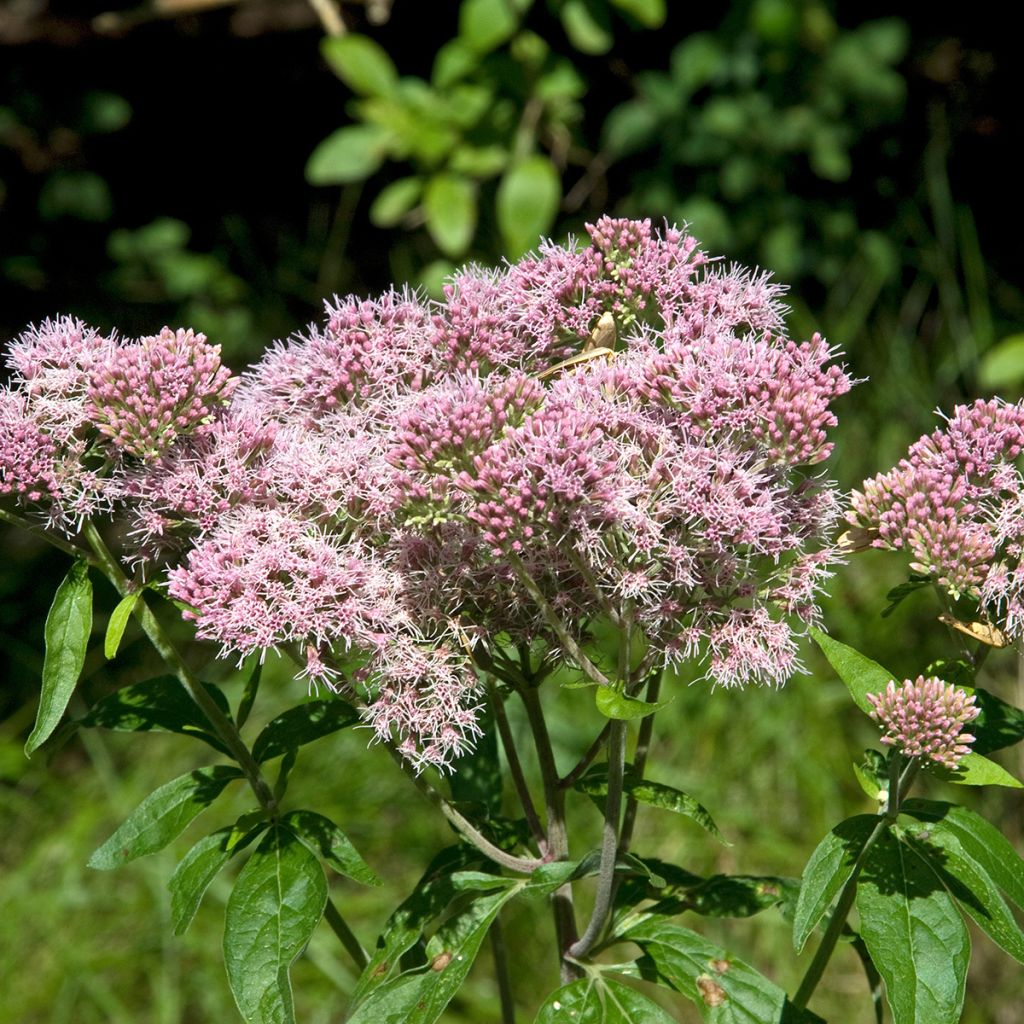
[866,677,979,769]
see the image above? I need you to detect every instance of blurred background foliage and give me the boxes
[1,1,1022,1021]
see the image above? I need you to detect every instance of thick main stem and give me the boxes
[567,718,627,960]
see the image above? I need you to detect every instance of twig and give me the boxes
[307,0,345,35]
[324,897,368,971]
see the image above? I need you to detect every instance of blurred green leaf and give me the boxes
[449,144,507,178]
[560,0,613,55]
[306,124,391,185]
[423,172,477,257]
[979,333,1024,390]
[610,0,666,28]
[88,766,243,870]
[38,170,112,222]
[432,38,479,88]
[224,824,328,1024]
[80,91,132,134]
[459,0,520,55]
[496,155,560,258]
[322,34,399,97]
[26,560,92,756]
[370,176,423,227]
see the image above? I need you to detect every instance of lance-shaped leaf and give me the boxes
[223,824,328,1024]
[251,699,359,763]
[88,765,243,870]
[902,820,1024,963]
[103,590,139,659]
[81,675,230,753]
[26,560,93,755]
[856,830,969,1024]
[931,750,1022,788]
[349,884,522,1024]
[810,627,893,715]
[169,822,265,935]
[900,800,1024,909]
[624,919,792,1023]
[534,975,677,1023]
[353,845,483,1002]
[575,764,724,842]
[793,814,880,951]
[282,809,381,887]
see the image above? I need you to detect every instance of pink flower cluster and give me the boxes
[867,677,979,769]
[3,218,852,768]
[849,400,1024,635]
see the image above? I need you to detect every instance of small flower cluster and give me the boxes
[849,400,1024,636]
[867,677,979,769]
[3,218,852,768]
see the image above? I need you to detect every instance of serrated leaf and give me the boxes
[349,885,521,1024]
[282,809,380,887]
[26,560,93,755]
[251,699,359,763]
[369,177,422,227]
[575,764,723,841]
[495,155,561,259]
[900,800,1024,909]
[810,627,893,715]
[169,825,259,936]
[793,815,879,951]
[81,675,230,754]
[560,0,613,55]
[423,173,477,258]
[856,830,969,1024]
[223,824,328,1024]
[594,686,669,722]
[534,975,677,1023]
[624,919,791,1022]
[88,765,243,870]
[931,750,1022,789]
[306,123,391,185]
[902,821,1024,963]
[353,845,483,1002]
[104,590,139,659]
[610,0,666,27]
[458,0,519,55]
[321,34,399,97]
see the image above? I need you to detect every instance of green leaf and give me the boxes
[560,0,613,55]
[353,845,483,1001]
[793,815,879,951]
[423,173,477,257]
[594,686,669,722]
[448,703,503,816]
[575,764,723,841]
[610,0,666,27]
[81,675,230,754]
[236,659,262,729]
[321,34,399,97]
[169,825,258,936]
[964,686,1024,755]
[534,975,677,1023]
[624,919,791,1022]
[369,176,423,227]
[932,750,1022,789]
[880,574,931,618]
[448,144,508,179]
[856,830,969,1024]
[902,821,1024,963]
[26,560,93,755]
[251,699,360,763]
[810,627,894,714]
[282,809,381,887]
[495,155,561,259]
[350,885,521,1024]
[901,800,1024,908]
[852,749,889,802]
[88,765,243,870]
[459,0,519,55]
[306,124,391,185]
[223,824,328,1024]
[979,333,1024,389]
[104,590,139,659]
[432,38,479,88]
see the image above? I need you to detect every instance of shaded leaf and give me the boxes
[104,590,139,659]
[962,686,1024,755]
[793,815,879,951]
[88,765,243,870]
[26,560,93,755]
[236,659,262,729]
[449,703,503,816]
[223,824,328,1024]
[856,830,969,1024]
[282,809,381,887]
[252,699,359,763]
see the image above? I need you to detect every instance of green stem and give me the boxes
[324,897,368,972]
[619,671,661,856]
[559,723,611,790]
[490,914,517,1024]
[0,506,98,564]
[567,718,627,960]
